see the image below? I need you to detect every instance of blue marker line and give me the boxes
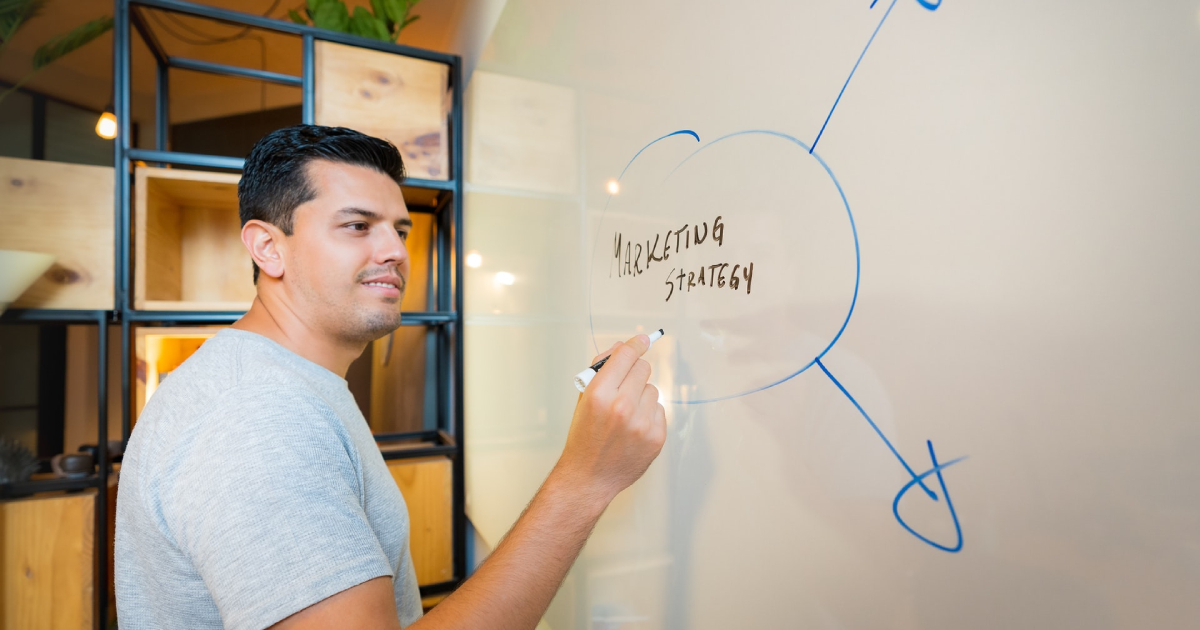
[815,357,937,500]
[810,0,900,153]
[587,130,700,355]
[892,441,965,552]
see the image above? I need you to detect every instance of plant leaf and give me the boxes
[32,15,112,70]
[347,6,373,38]
[0,0,45,45]
[401,15,419,29]
[381,0,407,25]
[347,6,390,41]
[369,0,388,23]
[311,0,348,32]
[305,0,329,15]
[286,8,307,24]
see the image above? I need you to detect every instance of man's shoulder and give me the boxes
[146,331,338,419]
[130,333,350,469]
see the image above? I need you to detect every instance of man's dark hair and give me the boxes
[238,124,406,282]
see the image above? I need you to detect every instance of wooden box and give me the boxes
[0,490,96,630]
[315,41,451,180]
[134,167,255,311]
[0,156,114,310]
[388,456,453,585]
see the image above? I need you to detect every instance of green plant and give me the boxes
[0,0,113,105]
[287,0,420,43]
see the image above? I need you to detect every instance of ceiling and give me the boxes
[0,0,471,125]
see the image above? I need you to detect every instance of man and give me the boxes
[115,125,666,630]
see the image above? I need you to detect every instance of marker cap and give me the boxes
[574,368,596,393]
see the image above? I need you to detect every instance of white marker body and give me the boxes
[574,329,664,392]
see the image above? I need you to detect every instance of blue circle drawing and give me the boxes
[588,129,862,405]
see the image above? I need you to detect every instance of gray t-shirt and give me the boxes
[115,328,422,630]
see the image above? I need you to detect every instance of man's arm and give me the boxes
[271,334,666,630]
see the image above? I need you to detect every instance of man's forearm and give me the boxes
[413,463,610,630]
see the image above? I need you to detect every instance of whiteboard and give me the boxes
[461,0,1200,628]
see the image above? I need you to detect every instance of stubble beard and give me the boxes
[298,271,407,345]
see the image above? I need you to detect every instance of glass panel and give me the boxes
[0,90,33,159]
[44,100,113,166]
[0,323,119,475]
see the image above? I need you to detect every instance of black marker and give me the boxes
[574,329,665,392]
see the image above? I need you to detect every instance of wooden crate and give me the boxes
[315,41,450,181]
[134,167,254,311]
[388,456,453,585]
[0,157,114,310]
[0,490,95,630]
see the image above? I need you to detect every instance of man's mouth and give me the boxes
[360,275,405,297]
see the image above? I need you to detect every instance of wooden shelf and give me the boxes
[1,489,98,629]
[388,456,453,586]
[134,166,254,311]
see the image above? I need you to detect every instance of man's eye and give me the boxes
[348,223,368,231]
[398,231,409,241]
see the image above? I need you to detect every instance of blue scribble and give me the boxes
[893,441,966,552]
[591,130,861,405]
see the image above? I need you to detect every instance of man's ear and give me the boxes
[242,219,286,280]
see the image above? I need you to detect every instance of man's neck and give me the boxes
[231,295,364,378]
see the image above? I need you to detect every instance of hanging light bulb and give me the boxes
[95,108,117,140]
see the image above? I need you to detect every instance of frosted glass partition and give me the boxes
[464,1,1200,628]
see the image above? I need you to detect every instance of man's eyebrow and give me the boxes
[336,207,413,227]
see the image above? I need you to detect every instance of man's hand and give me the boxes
[554,334,668,505]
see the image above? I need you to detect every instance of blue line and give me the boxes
[815,357,937,500]
[892,441,965,552]
[870,0,879,7]
[587,130,700,355]
[657,130,859,405]
[810,0,900,153]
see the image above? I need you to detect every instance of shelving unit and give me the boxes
[1,1,466,626]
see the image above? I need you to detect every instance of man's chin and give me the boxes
[343,309,404,343]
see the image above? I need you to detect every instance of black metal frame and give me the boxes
[1,0,466,624]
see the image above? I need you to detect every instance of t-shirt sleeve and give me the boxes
[157,387,393,630]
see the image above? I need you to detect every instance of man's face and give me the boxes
[283,160,412,344]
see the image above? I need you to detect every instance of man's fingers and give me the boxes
[619,359,652,399]
[590,334,650,390]
[636,384,660,423]
[590,341,620,365]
